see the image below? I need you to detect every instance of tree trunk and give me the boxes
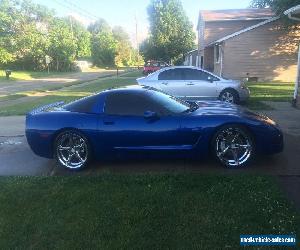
[56,58,59,71]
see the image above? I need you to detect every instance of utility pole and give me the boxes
[69,15,75,46]
[135,12,139,54]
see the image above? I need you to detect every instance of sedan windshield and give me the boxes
[148,90,190,114]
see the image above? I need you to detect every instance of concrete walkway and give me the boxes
[262,101,300,136]
[0,116,25,136]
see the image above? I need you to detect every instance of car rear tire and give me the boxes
[212,125,254,168]
[219,89,239,104]
[54,130,91,170]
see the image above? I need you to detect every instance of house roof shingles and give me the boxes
[201,8,275,22]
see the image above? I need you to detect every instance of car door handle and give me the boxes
[103,120,115,125]
[162,82,168,85]
[187,83,194,86]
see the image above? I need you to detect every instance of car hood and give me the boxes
[191,101,275,124]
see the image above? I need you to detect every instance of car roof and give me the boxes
[102,85,153,95]
[147,66,222,80]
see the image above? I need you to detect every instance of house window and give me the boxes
[215,45,220,63]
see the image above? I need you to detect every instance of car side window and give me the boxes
[201,71,219,81]
[182,68,219,82]
[105,92,165,116]
[182,68,202,80]
[158,69,184,81]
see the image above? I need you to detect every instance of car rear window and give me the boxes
[64,94,99,113]
[158,69,184,80]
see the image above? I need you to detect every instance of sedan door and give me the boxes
[180,68,218,100]
[156,68,187,98]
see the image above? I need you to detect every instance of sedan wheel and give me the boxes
[220,90,238,104]
[213,126,254,167]
[55,131,90,170]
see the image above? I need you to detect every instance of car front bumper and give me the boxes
[237,87,250,102]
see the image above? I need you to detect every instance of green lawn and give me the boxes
[0,174,298,249]
[0,70,71,81]
[245,82,294,110]
[0,79,295,115]
[120,69,144,78]
[0,76,137,116]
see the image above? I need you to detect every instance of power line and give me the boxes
[63,0,100,20]
[52,0,98,23]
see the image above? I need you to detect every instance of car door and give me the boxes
[99,91,186,150]
[156,68,186,98]
[181,68,218,100]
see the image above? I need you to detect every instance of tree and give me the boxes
[91,30,117,67]
[145,0,195,63]
[88,18,110,35]
[0,47,13,66]
[112,26,130,43]
[0,0,52,70]
[89,19,118,67]
[68,17,91,59]
[48,18,77,71]
[251,0,300,15]
[113,26,132,67]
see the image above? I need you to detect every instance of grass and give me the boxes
[0,76,137,116]
[0,94,27,102]
[0,78,295,115]
[120,69,144,78]
[0,70,71,81]
[245,82,294,110]
[0,174,298,249]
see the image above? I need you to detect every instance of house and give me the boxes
[187,8,300,82]
[183,49,199,66]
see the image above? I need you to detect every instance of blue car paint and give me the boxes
[26,86,283,161]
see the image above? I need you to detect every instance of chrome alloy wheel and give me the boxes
[215,127,253,167]
[220,91,234,103]
[56,132,88,169]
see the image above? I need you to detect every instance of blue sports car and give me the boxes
[26,85,283,170]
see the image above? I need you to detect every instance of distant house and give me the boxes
[185,8,300,82]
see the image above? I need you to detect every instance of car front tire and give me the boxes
[212,125,254,168]
[219,89,239,104]
[54,130,91,170]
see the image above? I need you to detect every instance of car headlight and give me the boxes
[259,114,277,126]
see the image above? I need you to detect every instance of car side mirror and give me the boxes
[144,111,158,120]
[207,76,214,83]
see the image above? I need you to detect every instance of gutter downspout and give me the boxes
[220,44,223,77]
[293,44,300,106]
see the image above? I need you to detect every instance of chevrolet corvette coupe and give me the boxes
[26,86,283,170]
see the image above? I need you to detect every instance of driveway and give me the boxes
[0,102,299,176]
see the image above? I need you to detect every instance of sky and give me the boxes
[33,0,251,46]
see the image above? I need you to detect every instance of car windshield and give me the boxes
[148,90,190,114]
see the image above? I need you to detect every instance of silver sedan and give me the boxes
[136,66,250,104]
